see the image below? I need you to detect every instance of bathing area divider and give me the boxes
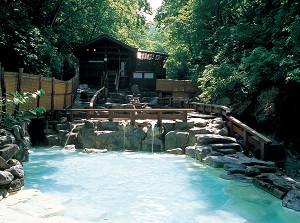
[0,63,79,114]
[55,101,272,161]
[54,108,194,127]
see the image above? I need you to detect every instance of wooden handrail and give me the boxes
[189,102,272,160]
[226,116,272,160]
[55,108,194,127]
[89,86,106,108]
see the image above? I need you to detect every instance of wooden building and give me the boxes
[73,34,168,92]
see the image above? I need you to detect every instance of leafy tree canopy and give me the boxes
[0,0,152,79]
[154,0,300,147]
[1,0,300,147]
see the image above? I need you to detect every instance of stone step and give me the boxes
[209,143,242,152]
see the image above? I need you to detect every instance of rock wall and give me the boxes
[44,116,300,212]
[45,116,230,153]
[0,123,30,200]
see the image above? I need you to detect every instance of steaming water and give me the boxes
[24,147,300,223]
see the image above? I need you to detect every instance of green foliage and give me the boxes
[155,0,300,105]
[0,0,152,79]
[0,89,46,130]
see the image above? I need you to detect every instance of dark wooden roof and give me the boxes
[73,34,138,53]
[73,34,168,59]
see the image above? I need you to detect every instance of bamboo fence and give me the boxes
[0,62,79,114]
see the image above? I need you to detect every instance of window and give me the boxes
[133,73,143,78]
[144,73,154,79]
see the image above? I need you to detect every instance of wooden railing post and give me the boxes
[70,110,74,122]
[86,110,91,119]
[243,129,249,156]
[157,111,162,127]
[227,117,233,137]
[260,143,266,160]
[183,110,188,122]
[109,110,113,121]
[130,111,135,126]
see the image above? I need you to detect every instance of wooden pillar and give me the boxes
[16,68,23,93]
[243,129,249,156]
[86,110,91,119]
[55,110,60,120]
[70,110,74,122]
[37,75,42,108]
[130,111,135,126]
[260,143,266,161]
[71,77,77,105]
[51,77,55,112]
[227,117,233,137]
[14,68,23,115]
[109,110,113,121]
[64,82,68,109]
[183,110,188,122]
[157,111,162,127]
[0,65,6,120]
[105,76,108,103]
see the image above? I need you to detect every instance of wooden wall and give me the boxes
[0,64,79,114]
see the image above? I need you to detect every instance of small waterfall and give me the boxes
[64,125,77,150]
[119,120,128,151]
[148,120,156,153]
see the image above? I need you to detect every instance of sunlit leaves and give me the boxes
[0,89,46,129]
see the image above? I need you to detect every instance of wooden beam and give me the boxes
[0,65,6,120]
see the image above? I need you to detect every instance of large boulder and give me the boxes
[0,189,67,221]
[176,132,189,148]
[0,170,14,186]
[6,165,24,178]
[0,144,20,160]
[175,120,194,130]
[165,131,177,149]
[130,127,146,150]
[162,121,175,133]
[202,155,238,168]
[7,177,24,193]
[194,146,212,161]
[78,120,97,148]
[94,130,123,150]
[146,125,165,140]
[165,131,189,149]
[0,156,10,170]
[185,146,197,158]
[141,138,164,152]
[82,148,108,154]
[191,134,237,146]
[61,132,79,148]
[46,134,60,146]
[166,148,183,155]
[0,129,16,146]
[282,190,300,211]
[97,120,119,131]
[253,173,297,199]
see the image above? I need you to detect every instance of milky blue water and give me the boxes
[23,147,300,223]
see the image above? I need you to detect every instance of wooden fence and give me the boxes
[55,108,194,126]
[189,102,273,161]
[156,79,198,106]
[0,63,79,113]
